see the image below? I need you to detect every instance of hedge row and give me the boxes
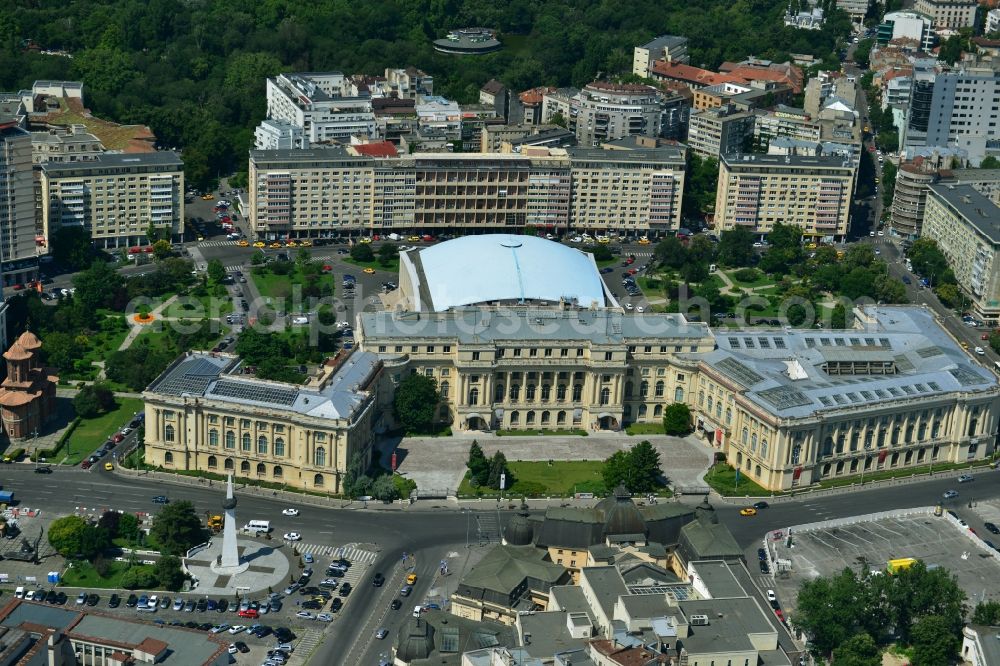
[31,417,81,461]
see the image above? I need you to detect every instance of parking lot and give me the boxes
[770,511,1000,619]
[3,542,377,666]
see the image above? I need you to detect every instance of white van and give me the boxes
[244,520,271,534]
[413,605,423,618]
[14,587,24,598]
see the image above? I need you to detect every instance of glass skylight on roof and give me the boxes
[773,338,787,349]
[728,337,741,348]
[835,338,846,346]
[833,394,846,404]
[759,338,771,349]
[901,385,915,395]
[744,337,756,349]
[805,338,816,348]
[819,396,832,406]
[850,338,861,346]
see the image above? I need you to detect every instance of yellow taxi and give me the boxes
[253,241,266,248]
[201,194,214,200]
[806,242,817,250]
[196,236,205,242]
[739,507,757,517]
[269,242,283,249]
[237,240,249,247]
[961,341,970,350]
[104,462,114,471]
[359,237,372,244]
[300,239,313,247]
[638,237,651,245]
[286,240,298,248]
[407,235,421,242]
[363,267,376,274]
[406,573,418,585]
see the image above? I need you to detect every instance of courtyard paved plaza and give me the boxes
[769,510,1000,620]
[378,433,715,496]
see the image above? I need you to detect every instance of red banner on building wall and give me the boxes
[792,466,803,480]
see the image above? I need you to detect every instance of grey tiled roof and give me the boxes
[695,306,998,419]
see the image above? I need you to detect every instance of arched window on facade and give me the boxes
[225,431,235,449]
[274,465,283,478]
[600,387,610,405]
[240,460,250,474]
[313,474,324,487]
[224,458,234,470]
[256,463,266,476]
[207,455,217,468]
[164,452,173,464]
[164,425,175,442]
[274,438,285,457]
[241,433,251,451]
[314,446,326,467]
[209,429,219,447]
[674,387,684,402]
[257,435,268,455]
[469,388,479,405]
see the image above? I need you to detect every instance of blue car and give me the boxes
[304,553,314,564]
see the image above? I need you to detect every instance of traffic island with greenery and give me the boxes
[343,451,416,502]
[343,242,400,273]
[50,510,189,591]
[250,249,336,301]
[703,462,772,497]
[796,562,966,665]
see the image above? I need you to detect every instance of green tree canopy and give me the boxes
[378,243,399,266]
[150,501,206,556]
[50,227,94,270]
[717,227,754,267]
[910,615,960,666]
[467,441,490,487]
[485,451,511,490]
[47,515,89,557]
[350,243,374,262]
[153,554,187,591]
[206,258,226,284]
[393,373,440,434]
[662,403,692,436]
[830,633,881,666]
[601,441,663,493]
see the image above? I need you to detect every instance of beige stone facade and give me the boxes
[142,351,384,494]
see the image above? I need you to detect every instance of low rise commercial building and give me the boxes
[384,67,434,100]
[265,72,376,145]
[143,350,384,494]
[39,151,184,248]
[254,118,307,150]
[877,11,936,50]
[714,152,856,240]
[30,124,104,164]
[0,598,230,665]
[837,0,872,20]
[923,183,1000,321]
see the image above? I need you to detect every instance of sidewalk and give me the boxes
[118,294,179,351]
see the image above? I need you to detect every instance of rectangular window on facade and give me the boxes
[472,351,480,361]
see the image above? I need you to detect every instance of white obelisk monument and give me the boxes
[215,473,249,574]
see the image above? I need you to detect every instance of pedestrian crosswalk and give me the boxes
[287,627,323,664]
[473,514,502,544]
[224,265,244,272]
[198,240,239,247]
[297,543,377,565]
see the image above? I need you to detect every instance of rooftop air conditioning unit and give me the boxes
[690,614,710,626]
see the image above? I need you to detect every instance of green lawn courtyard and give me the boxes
[62,397,144,465]
[459,460,609,497]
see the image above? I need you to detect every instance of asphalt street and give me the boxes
[6,464,1000,664]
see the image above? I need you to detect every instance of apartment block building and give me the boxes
[891,162,939,238]
[384,67,434,100]
[753,106,823,147]
[248,145,685,237]
[264,72,376,145]
[913,0,978,29]
[575,82,663,147]
[924,64,1000,147]
[686,105,755,159]
[39,152,185,248]
[922,183,1000,321]
[0,122,41,287]
[632,35,690,77]
[877,11,936,50]
[715,152,856,239]
[569,146,686,233]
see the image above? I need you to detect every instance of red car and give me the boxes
[775,608,784,621]
[627,268,638,275]
[11,284,23,291]
[238,608,259,619]
[625,257,635,265]
[81,461,92,469]
[112,433,125,443]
